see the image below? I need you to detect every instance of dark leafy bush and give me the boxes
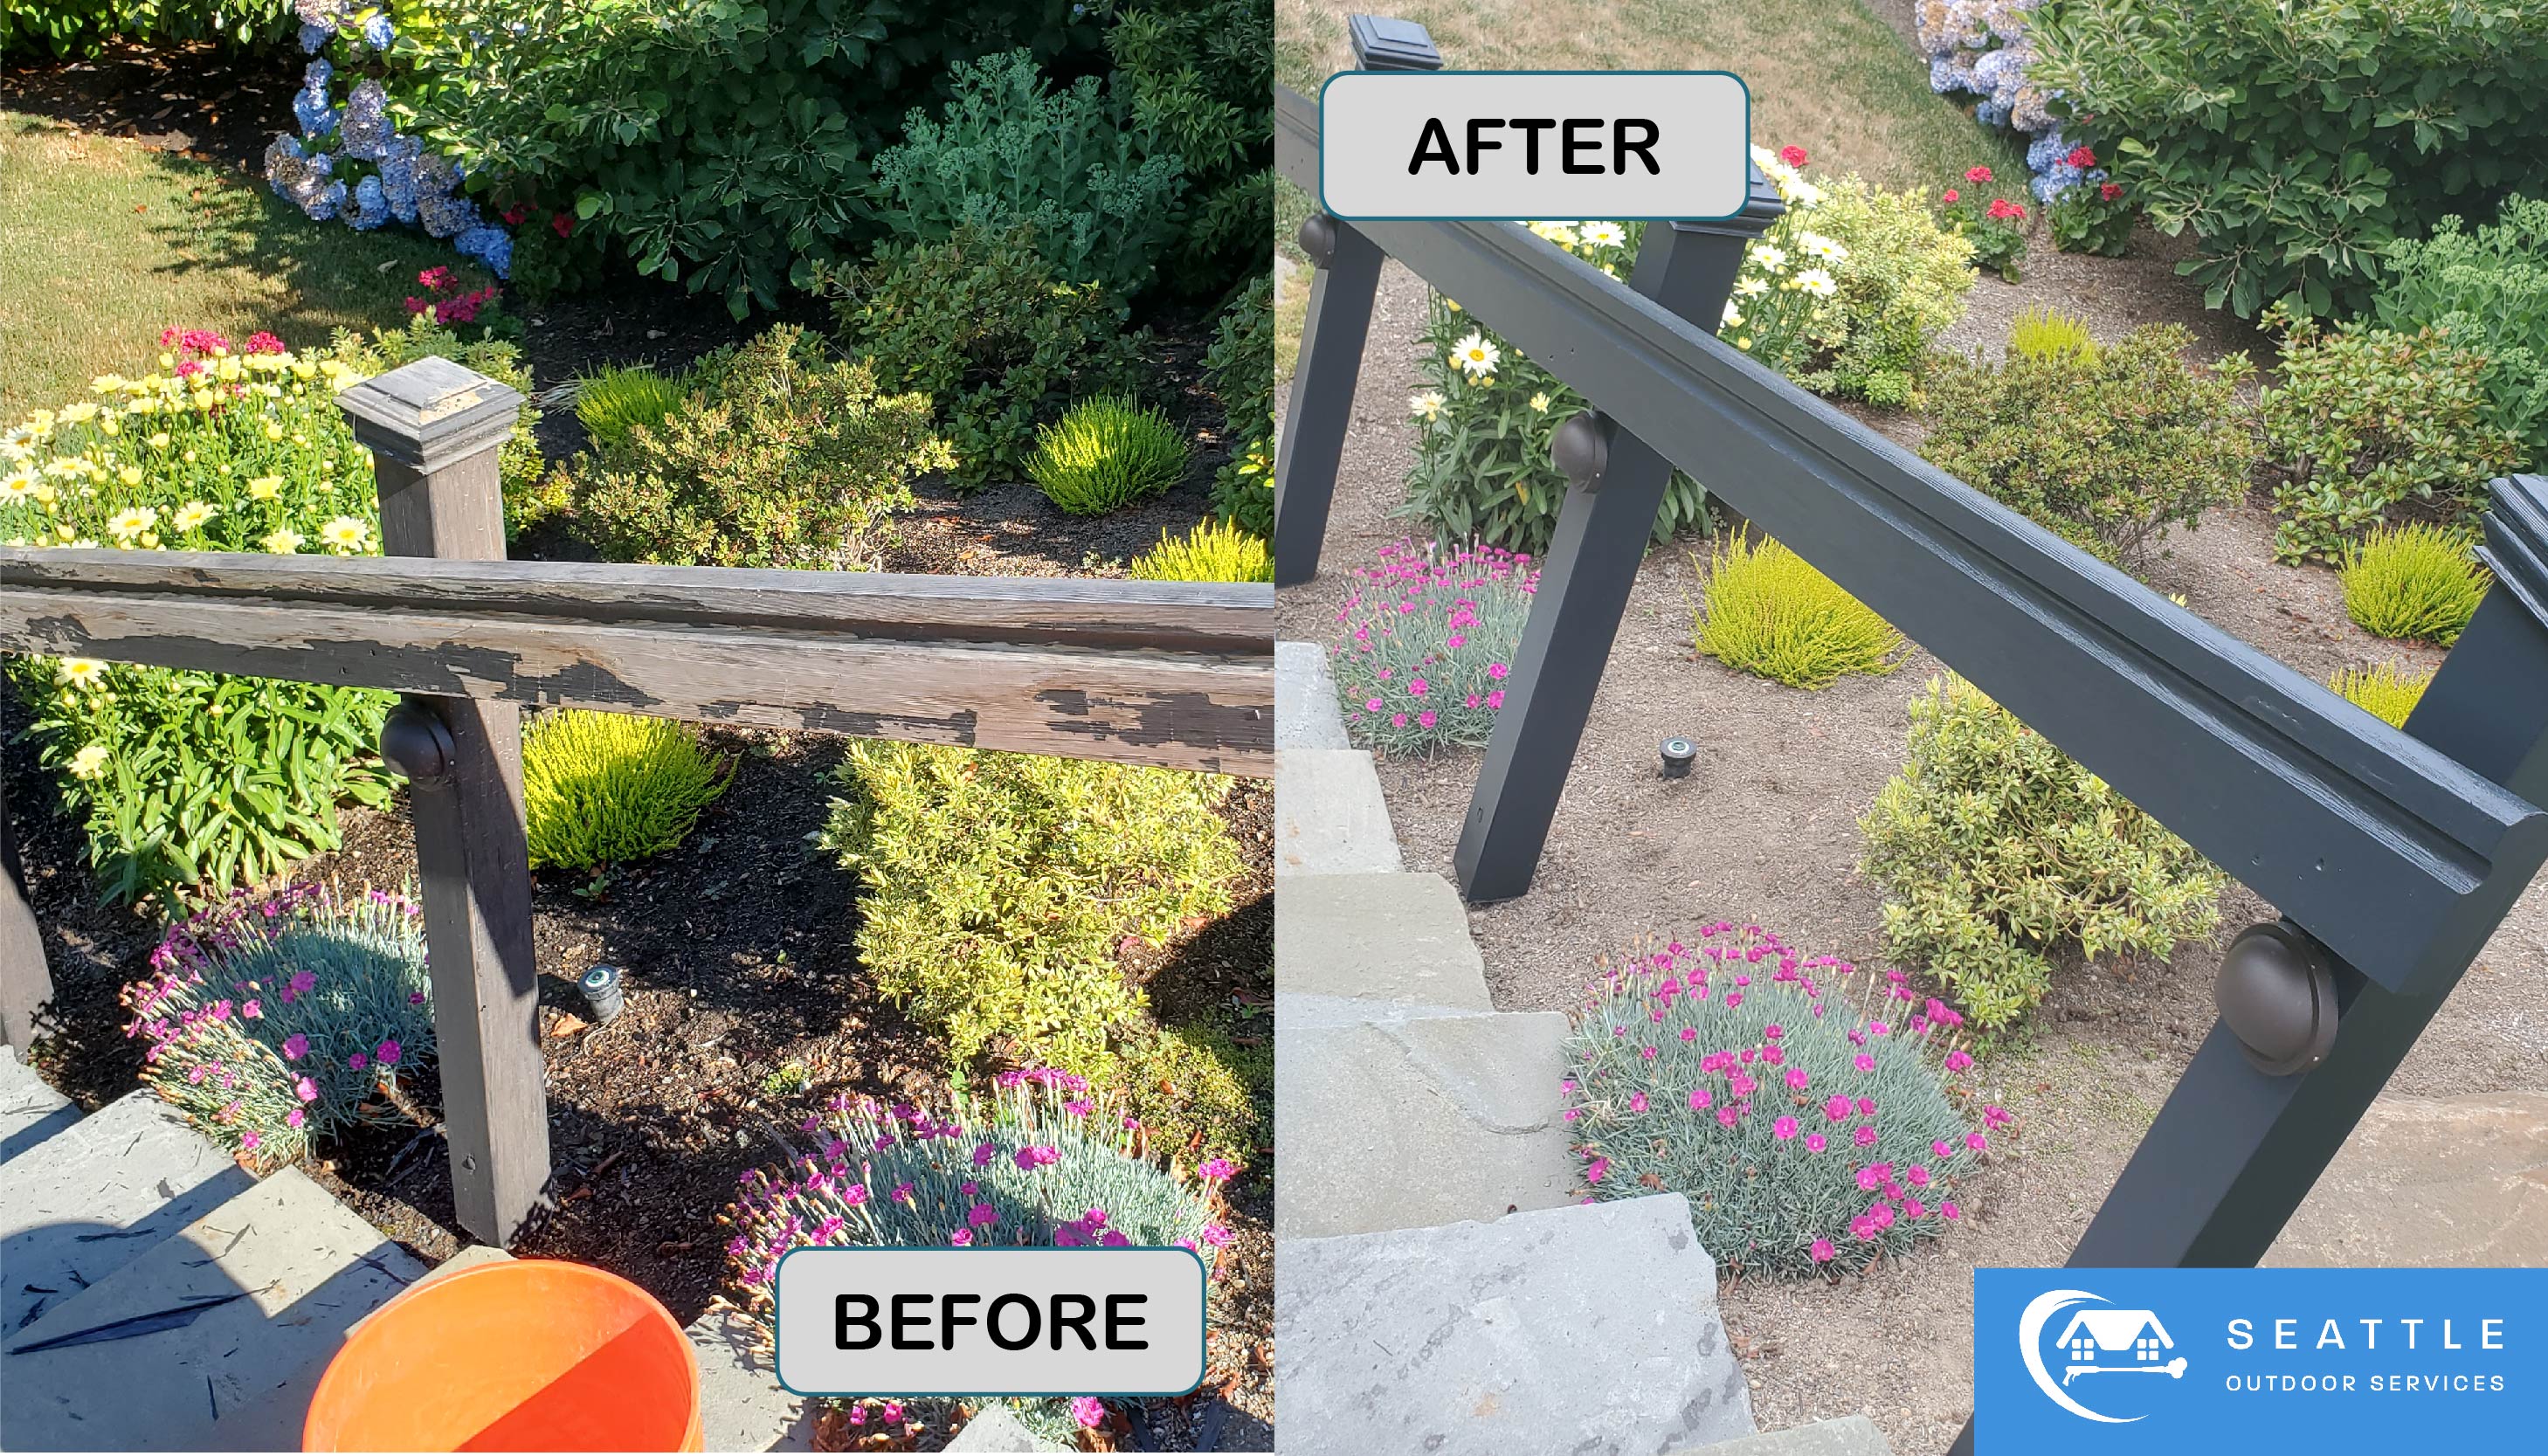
[2371,195,2548,466]
[827,225,1148,487]
[1107,0,1272,300]
[870,49,1184,303]
[393,1,1110,316]
[2032,0,2548,317]
[2,0,292,59]
[1920,323,2255,569]
[567,325,950,569]
[1205,275,1274,536]
[818,742,1242,1078]
[2047,179,2134,259]
[2257,305,2524,562]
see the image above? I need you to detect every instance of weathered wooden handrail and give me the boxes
[0,551,1274,776]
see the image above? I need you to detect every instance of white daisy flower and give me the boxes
[1797,231,1850,263]
[1451,331,1502,378]
[56,658,108,690]
[1579,221,1627,249]
[317,516,369,553]
[1410,390,1447,421]
[263,528,305,555]
[1794,267,1839,298]
[69,743,112,780]
[1750,244,1788,273]
[106,506,156,541]
[173,500,219,532]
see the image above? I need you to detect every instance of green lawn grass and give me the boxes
[0,112,494,416]
[1274,0,2023,193]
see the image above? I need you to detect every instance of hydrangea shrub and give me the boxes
[1564,925,2006,1275]
[1859,676,2226,1032]
[1327,540,1537,756]
[123,883,436,1170]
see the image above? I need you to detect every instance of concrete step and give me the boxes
[1677,1418,1895,1456]
[0,1045,80,1164]
[1277,1194,1754,1456]
[1275,641,1351,749]
[689,1306,818,1452]
[1,1091,256,1335]
[1,1167,427,1451]
[1274,993,1572,1239]
[1274,749,1402,876]
[1274,873,1488,1012]
[945,1404,1067,1453]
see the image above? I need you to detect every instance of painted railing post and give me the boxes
[1452,185,1785,904]
[0,770,51,1050]
[1270,14,1440,587]
[337,357,548,1246]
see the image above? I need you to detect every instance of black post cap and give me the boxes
[1349,14,1443,71]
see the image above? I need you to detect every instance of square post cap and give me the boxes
[335,355,524,474]
[2478,474,2548,631]
[1349,14,1443,71]
[1664,162,1788,244]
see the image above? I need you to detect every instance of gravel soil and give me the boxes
[1275,252,2548,1455]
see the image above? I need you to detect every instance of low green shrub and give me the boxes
[870,50,1186,303]
[2371,194,2548,468]
[567,325,949,569]
[575,363,688,453]
[2330,661,2434,730]
[1859,676,2227,1033]
[1111,1021,1268,1168]
[1027,397,1188,515]
[1205,276,1275,537]
[2258,305,2524,563]
[1564,926,2001,1275]
[1920,323,2253,569]
[1746,169,1974,406]
[125,882,435,1171]
[828,225,1149,487]
[1405,221,1708,554]
[2338,523,2492,646]
[521,710,734,871]
[819,742,1241,1078]
[1695,532,1903,690]
[1129,519,1272,583]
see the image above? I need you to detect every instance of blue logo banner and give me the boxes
[1975,1267,2544,1453]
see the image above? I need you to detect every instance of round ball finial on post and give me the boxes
[378,700,458,789]
[2214,921,2339,1076]
[1551,411,1614,494]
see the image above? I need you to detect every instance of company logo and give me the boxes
[2018,1288,2188,1423]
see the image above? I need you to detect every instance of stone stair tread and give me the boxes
[1,1167,428,1452]
[1275,641,1352,749]
[1277,1194,1754,1456]
[945,1404,1068,1453]
[1275,990,1507,1032]
[1274,873,1488,1011]
[1275,1003,1572,1239]
[688,1306,818,1453]
[1,1091,256,1336]
[0,1045,79,1164]
[1274,749,1403,876]
[1675,1418,1895,1456]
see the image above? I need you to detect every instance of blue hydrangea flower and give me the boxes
[304,178,348,223]
[2026,130,2068,172]
[293,86,339,139]
[305,58,333,88]
[455,226,514,280]
[363,14,395,49]
[377,135,423,224]
[418,190,483,239]
[1974,101,2010,128]
[340,79,391,162]
[349,175,390,231]
[298,22,332,52]
[1930,58,1962,94]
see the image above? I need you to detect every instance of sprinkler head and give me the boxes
[579,963,625,1025]
[1660,737,1697,779]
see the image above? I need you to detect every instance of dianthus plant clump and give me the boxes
[122,882,436,1170]
[1563,923,2009,1276]
[1328,539,1537,756]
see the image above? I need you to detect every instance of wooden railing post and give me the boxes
[1270,15,1440,587]
[0,769,52,1050]
[1452,187,1785,904]
[337,357,548,1246]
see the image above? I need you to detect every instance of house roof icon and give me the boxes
[2056,1309,2173,1353]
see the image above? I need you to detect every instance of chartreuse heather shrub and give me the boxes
[1860,677,2226,1033]
[0,322,528,904]
[827,225,1150,487]
[1328,540,1538,756]
[1205,275,1275,537]
[2330,662,2435,731]
[1405,220,1709,555]
[123,882,435,1171]
[819,744,1240,1078]
[568,325,950,569]
[1695,533,1903,690]
[1026,397,1188,515]
[574,363,689,453]
[2371,195,2548,467]
[1564,925,2005,1276]
[521,711,735,871]
[1920,324,2253,569]
[1129,519,1272,583]
[2258,304,2524,563]
[2006,304,2095,365]
[721,1073,1237,1446]
[2031,0,2548,318]
[870,50,1185,303]
[2338,524,2492,646]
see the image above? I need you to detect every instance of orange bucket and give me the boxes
[304,1259,702,1452]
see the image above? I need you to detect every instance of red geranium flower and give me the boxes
[244,331,286,355]
[1985,197,2027,221]
[1778,144,1808,169]
[552,212,574,238]
[1941,188,1960,204]
[501,204,529,226]
[1965,165,1993,183]
[2066,145,2096,169]
[2099,182,2123,202]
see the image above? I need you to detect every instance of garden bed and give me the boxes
[1273,255,2548,1453]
